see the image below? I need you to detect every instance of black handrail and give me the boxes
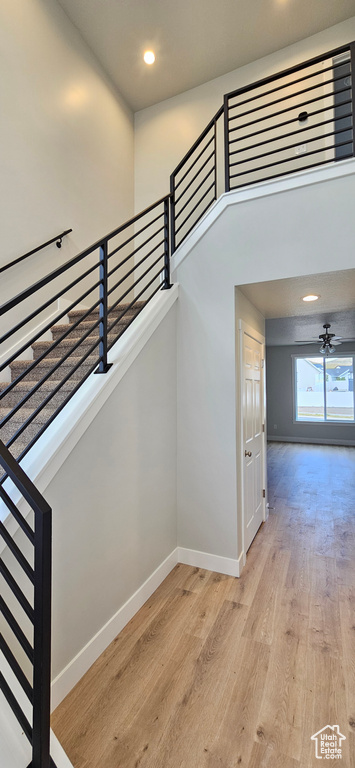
[0,439,55,768]
[0,229,72,275]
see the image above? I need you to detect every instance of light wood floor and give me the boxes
[52,442,355,768]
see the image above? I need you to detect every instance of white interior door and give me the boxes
[240,325,265,553]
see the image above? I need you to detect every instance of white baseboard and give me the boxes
[177,547,242,577]
[51,548,179,710]
[51,543,242,710]
[268,435,355,446]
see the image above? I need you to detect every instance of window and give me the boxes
[294,356,355,423]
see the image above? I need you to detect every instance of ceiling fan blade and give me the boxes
[331,340,342,346]
[294,340,318,344]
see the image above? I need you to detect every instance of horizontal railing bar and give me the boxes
[175,166,215,220]
[0,672,32,742]
[0,229,72,275]
[107,283,163,353]
[10,357,101,472]
[172,106,223,179]
[1,198,171,317]
[229,112,353,157]
[0,559,34,623]
[108,227,165,279]
[227,57,349,113]
[0,262,99,349]
[175,182,215,236]
[107,246,165,298]
[0,596,34,662]
[0,439,51,518]
[174,151,215,205]
[228,98,352,145]
[0,279,100,375]
[229,139,352,180]
[175,195,215,248]
[0,486,34,543]
[0,522,35,583]
[228,70,348,124]
[174,137,214,191]
[229,156,351,191]
[0,633,33,702]
[5,335,101,448]
[108,258,164,317]
[108,269,163,333]
[229,125,353,168]
[224,43,351,101]
[227,86,351,136]
[108,212,163,260]
[0,245,101,317]
[1,298,101,402]
[104,194,170,243]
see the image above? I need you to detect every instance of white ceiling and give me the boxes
[57,0,355,111]
[238,268,355,345]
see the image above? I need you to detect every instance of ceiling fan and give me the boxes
[294,323,355,355]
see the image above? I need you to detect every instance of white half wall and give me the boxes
[174,160,355,564]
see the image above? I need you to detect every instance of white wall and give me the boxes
[174,162,355,564]
[0,0,134,270]
[0,0,134,368]
[134,16,355,212]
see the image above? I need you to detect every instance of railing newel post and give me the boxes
[350,42,355,157]
[223,95,230,193]
[95,239,112,374]
[31,505,52,768]
[169,174,176,256]
[163,197,172,289]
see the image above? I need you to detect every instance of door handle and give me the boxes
[245,450,252,457]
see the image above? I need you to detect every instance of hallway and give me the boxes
[52,442,355,768]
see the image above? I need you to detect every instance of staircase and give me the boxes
[0,303,143,471]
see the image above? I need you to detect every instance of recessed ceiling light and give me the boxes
[144,50,155,65]
[302,294,319,302]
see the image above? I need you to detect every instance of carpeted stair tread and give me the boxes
[0,380,76,408]
[50,320,129,342]
[10,354,97,381]
[32,328,129,358]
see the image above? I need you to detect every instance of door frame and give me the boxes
[238,319,267,568]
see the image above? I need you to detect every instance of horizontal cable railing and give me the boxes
[224,43,354,190]
[0,197,171,475]
[0,439,55,768]
[0,229,72,275]
[170,107,223,251]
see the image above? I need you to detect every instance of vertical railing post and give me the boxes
[95,240,112,374]
[163,197,171,289]
[169,175,176,256]
[31,505,52,768]
[350,42,355,157]
[214,117,218,200]
[223,94,230,193]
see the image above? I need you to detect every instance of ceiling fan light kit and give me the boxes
[294,323,355,355]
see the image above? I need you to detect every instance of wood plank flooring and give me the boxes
[52,442,355,768]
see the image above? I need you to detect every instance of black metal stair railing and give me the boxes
[0,439,55,768]
[224,42,354,191]
[0,195,171,474]
[170,107,223,252]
